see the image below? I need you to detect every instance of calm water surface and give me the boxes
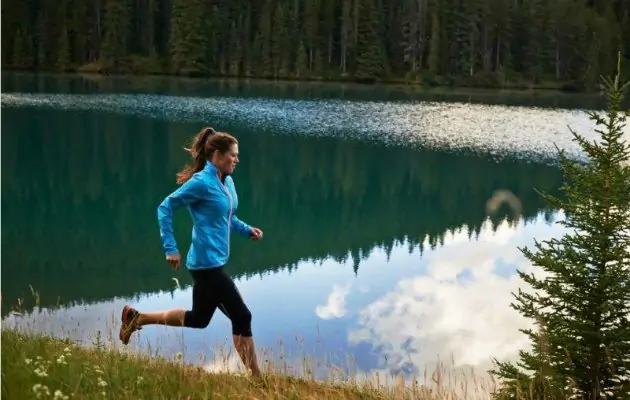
[2,73,627,393]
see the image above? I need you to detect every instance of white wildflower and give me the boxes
[32,383,50,399]
[33,367,48,378]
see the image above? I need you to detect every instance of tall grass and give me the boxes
[6,263,595,400]
[1,290,510,399]
[4,326,515,399]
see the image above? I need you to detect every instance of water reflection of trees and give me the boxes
[1,72,615,110]
[1,106,563,315]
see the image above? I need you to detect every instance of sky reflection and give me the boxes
[3,211,567,395]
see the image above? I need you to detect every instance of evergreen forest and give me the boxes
[2,0,630,91]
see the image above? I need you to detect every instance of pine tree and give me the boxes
[100,0,130,71]
[56,24,70,72]
[228,20,241,77]
[355,0,384,82]
[271,2,290,78]
[490,52,630,399]
[295,40,308,78]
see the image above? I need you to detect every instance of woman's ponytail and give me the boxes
[176,127,215,185]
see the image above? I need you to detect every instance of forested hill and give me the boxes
[2,0,629,91]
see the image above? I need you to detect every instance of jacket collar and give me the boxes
[205,160,229,183]
[204,160,218,174]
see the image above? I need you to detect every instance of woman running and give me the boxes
[119,127,263,377]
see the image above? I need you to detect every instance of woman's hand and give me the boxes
[166,253,181,270]
[250,227,264,241]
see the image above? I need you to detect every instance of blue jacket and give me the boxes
[157,161,253,270]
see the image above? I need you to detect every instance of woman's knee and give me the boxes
[231,308,252,337]
[184,310,211,329]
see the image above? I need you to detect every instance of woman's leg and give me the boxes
[119,269,217,345]
[232,334,261,377]
[214,269,261,377]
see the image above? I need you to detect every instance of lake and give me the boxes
[2,73,626,395]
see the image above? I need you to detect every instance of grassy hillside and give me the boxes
[2,329,447,399]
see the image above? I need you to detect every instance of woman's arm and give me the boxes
[231,215,254,238]
[157,177,206,255]
[226,176,255,238]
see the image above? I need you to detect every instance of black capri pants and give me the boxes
[183,266,253,337]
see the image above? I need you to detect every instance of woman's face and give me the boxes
[217,144,239,176]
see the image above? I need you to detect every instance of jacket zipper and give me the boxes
[218,175,233,258]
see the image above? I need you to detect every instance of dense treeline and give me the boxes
[2,0,629,90]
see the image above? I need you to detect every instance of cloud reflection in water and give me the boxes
[2,211,566,396]
[343,212,565,395]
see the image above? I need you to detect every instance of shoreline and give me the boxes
[1,67,597,96]
[2,328,492,399]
